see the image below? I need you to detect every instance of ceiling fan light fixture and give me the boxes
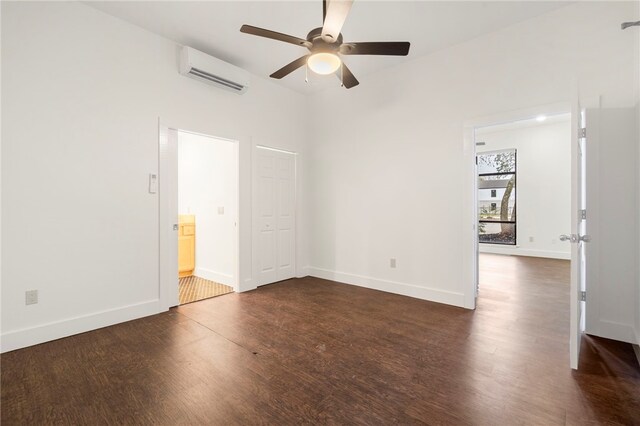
[307,52,341,75]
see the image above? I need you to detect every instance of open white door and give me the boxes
[256,146,296,286]
[566,103,593,370]
[159,125,180,310]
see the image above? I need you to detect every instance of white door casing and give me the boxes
[256,146,296,285]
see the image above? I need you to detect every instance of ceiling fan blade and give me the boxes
[339,62,359,89]
[270,55,310,79]
[323,0,327,23]
[340,41,410,56]
[240,25,311,48]
[321,0,353,43]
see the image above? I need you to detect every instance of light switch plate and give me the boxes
[218,206,224,215]
[148,173,158,194]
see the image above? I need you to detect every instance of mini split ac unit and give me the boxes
[179,46,250,94]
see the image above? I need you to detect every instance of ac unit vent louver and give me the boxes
[188,67,245,92]
[179,47,250,94]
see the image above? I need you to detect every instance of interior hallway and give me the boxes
[1,254,638,424]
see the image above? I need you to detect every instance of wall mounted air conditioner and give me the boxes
[179,46,250,94]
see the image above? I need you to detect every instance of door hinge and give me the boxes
[578,128,587,138]
[580,209,587,220]
[580,291,586,302]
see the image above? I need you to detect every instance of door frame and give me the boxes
[158,121,241,310]
[251,144,298,287]
[462,101,573,310]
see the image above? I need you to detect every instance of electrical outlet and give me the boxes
[218,206,224,215]
[390,258,397,268]
[529,236,534,242]
[25,290,38,305]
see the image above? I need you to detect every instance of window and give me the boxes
[477,149,517,245]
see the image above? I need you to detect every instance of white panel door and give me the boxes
[159,126,180,310]
[569,104,584,370]
[275,154,295,281]
[256,147,296,286]
[567,103,592,370]
[257,150,277,284]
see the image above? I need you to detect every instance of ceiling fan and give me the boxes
[240,0,410,89]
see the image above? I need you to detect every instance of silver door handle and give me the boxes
[559,234,591,243]
[173,224,179,231]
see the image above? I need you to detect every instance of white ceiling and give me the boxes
[475,112,571,134]
[86,1,571,95]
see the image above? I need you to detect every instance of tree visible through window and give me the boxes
[477,149,517,245]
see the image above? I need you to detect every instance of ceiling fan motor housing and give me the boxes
[307,27,343,53]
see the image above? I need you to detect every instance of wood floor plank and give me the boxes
[2,254,639,424]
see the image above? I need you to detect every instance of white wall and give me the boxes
[477,117,571,259]
[178,132,237,286]
[1,1,308,352]
[589,106,638,344]
[305,0,639,343]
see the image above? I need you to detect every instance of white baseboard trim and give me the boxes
[479,245,570,260]
[194,267,233,287]
[308,267,465,308]
[1,299,162,353]
[590,320,639,345]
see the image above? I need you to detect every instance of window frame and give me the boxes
[477,148,517,245]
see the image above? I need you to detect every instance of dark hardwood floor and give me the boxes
[2,254,639,424]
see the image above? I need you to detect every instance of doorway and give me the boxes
[474,112,573,329]
[159,127,240,308]
[465,105,586,367]
[175,130,239,304]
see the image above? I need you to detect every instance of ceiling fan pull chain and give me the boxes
[305,62,309,83]
[340,63,344,87]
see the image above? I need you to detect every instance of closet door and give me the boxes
[256,147,296,286]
